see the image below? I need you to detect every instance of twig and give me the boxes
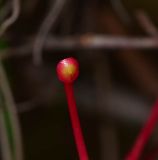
[0,35,158,61]
[0,0,20,37]
[44,35,158,49]
[7,35,158,56]
[33,0,66,65]
[0,62,23,160]
[0,108,12,160]
[0,1,11,22]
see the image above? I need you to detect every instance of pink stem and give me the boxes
[64,83,89,160]
[125,100,158,160]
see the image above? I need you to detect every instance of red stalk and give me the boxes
[56,57,89,159]
[125,100,158,160]
[64,83,89,160]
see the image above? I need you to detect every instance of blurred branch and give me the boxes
[44,35,158,49]
[33,0,66,65]
[0,62,23,160]
[110,0,131,25]
[0,108,12,160]
[0,1,11,22]
[1,35,158,60]
[136,10,158,36]
[101,9,158,97]
[0,0,20,37]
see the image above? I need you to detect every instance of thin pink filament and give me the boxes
[126,100,158,160]
[64,83,89,160]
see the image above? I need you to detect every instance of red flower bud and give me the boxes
[56,57,79,83]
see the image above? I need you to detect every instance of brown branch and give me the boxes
[2,35,158,59]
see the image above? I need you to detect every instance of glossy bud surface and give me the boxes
[57,57,79,83]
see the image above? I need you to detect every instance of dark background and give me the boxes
[1,0,158,159]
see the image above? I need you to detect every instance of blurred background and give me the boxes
[0,0,158,159]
